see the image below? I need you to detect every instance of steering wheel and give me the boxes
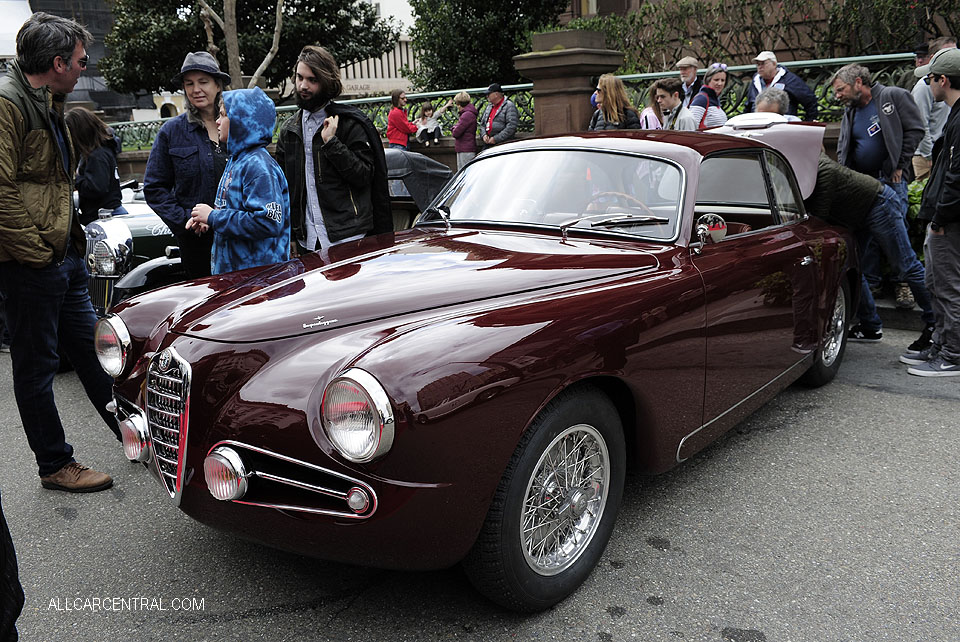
[585,191,656,218]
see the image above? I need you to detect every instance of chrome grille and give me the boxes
[146,348,191,499]
[88,276,116,317]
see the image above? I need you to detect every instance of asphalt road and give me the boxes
[1,328,958,642]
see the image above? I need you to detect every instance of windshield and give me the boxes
[418,149,683,241]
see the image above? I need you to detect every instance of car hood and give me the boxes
[177,229,660,343]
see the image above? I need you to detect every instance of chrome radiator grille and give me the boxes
[146,348,191,499]
[88,276,116,317]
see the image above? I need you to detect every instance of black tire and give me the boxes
[800,279,849,387]
[462,386,625,612]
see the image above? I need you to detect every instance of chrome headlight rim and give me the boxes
[321,368,395,464]
[94,314,131,377]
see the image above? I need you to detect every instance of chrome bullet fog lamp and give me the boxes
[346,487,370,513]
[119,413,149,462]
[204,447,249,501]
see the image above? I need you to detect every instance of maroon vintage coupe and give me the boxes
[94,120,856,612]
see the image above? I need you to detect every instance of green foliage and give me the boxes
[563,0,960,74]
[406,0,568,91]
[100,0,399,94]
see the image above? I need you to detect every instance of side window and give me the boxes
[765,151,804,223]
[696,153,774,233]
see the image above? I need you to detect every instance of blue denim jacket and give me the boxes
[143,112,221,234]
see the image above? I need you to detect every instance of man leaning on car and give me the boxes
[0,13,119,492]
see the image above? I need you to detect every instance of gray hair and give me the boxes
[756,87,790,114]
[832,64,871,87]
[16,12,92,75]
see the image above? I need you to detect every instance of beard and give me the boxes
[296,90,330,112]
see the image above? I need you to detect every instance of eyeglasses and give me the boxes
[76,55,88,70]
[709,62,728,70]
[925,73,942,85]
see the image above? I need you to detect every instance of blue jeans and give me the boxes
[388,142,407,149]
[856,185,935,331]
[0,247,120,477]
[861,178,909,289]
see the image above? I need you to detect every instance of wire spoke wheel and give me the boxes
[821,284,846,367]
[520,424,610,576]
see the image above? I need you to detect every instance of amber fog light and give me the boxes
[321,369,395,463]
[94,315,131,377]
[119,414,149,462]
[204,447,249,501]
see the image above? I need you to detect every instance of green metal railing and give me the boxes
[110,52,916,151]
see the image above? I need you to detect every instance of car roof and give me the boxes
[489,130,771,158]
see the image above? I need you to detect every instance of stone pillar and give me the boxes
[513,31,625,136]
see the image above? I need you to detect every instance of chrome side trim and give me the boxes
[676,357,811,463]
[207,441,379,519]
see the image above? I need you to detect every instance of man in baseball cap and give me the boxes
[746,50,818,120]
[905,47,960,376]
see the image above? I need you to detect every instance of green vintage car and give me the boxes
[83,185,184,316]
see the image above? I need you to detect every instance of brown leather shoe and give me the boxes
[40,462,113,493]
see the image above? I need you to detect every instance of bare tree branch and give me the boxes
[248,0,284,88]
[196,0,224,30]
[199,6,220,55]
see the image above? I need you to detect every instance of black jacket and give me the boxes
[588,107,641,130]
[919,100,960,225]
[75,137,122,224]
[275,102,391,246]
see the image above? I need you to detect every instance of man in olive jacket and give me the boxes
[275,45,391,255]
[0,13,118,493]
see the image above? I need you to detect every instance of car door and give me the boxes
[688,150,818,438]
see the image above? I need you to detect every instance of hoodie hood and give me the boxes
[222,87,276,156]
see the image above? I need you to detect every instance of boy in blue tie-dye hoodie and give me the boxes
[188,87,290,274]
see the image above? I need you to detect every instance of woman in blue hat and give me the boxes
[143,52,232,278]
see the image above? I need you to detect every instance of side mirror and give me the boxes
[696,213,727,245]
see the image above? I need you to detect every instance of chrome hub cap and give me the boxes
[822,286,846,367]
[521,424,610,576]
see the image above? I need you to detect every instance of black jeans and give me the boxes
[0,489,23,642]
[0,247,120,477]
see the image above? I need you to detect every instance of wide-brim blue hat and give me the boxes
[171,51,232,87]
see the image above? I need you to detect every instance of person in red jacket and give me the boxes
[387,89,418,148]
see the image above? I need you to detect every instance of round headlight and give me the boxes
[321,369,395,463]
[93,239,115,276]
[94,315,131,377]
[204,447,249,501]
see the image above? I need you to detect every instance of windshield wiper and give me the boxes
[422,205,452,231]
[590,215,670,228]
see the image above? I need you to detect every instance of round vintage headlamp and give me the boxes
[321,368,395,463]
[93,239,116,276]
[119,413,149,462]
[204,447,249,501]
[94,315,131,377]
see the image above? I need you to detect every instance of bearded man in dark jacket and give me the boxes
[275,45,391,256]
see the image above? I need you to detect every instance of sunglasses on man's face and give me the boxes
[925,73,942,85]
[77,56,89,69]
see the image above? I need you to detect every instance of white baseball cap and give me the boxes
[753,51,777,63]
